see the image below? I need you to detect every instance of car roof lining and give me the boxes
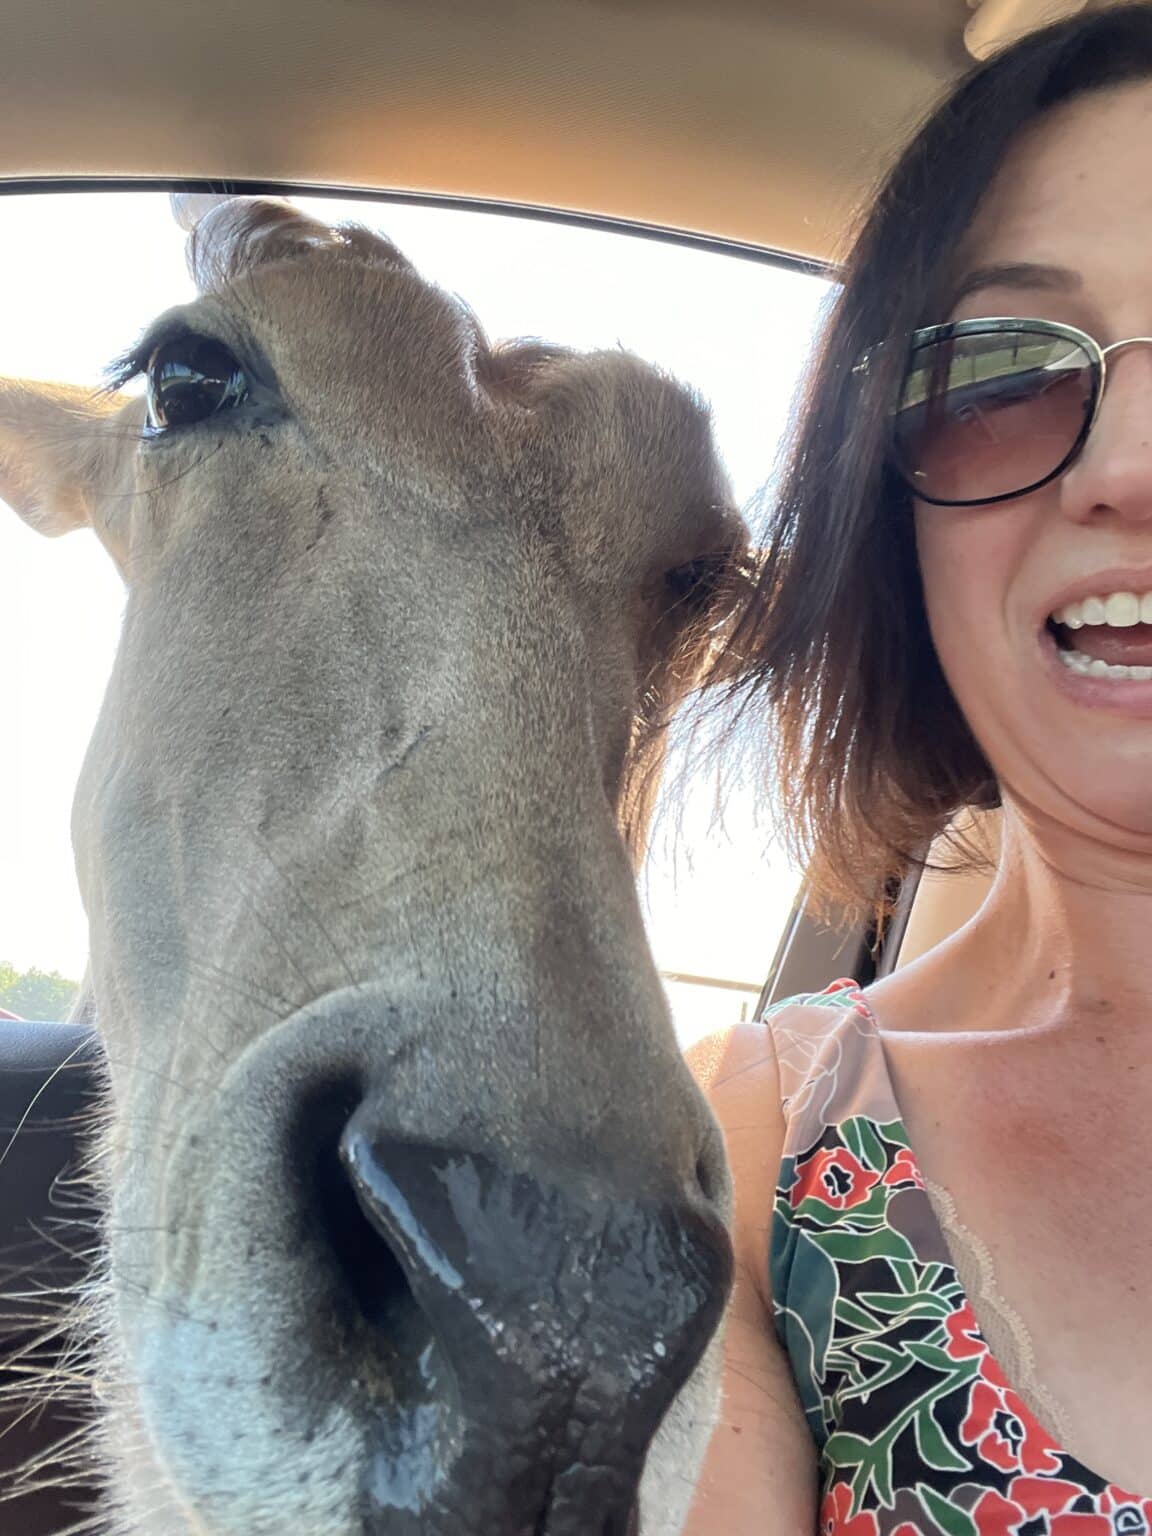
[0,0,974,262]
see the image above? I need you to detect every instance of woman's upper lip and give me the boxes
[1042,565,1152,621]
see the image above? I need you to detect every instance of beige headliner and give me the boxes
[0,0,980,262]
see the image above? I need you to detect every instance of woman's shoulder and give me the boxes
[686,977,883,1156]
[766,970,879,1060]
[688,978,877,1104]
[757,977,908,1153]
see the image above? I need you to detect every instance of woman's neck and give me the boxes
[935,801,1152,1033]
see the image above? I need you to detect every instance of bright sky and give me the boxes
[0,192,830,1041]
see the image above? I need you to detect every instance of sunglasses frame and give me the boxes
[883,315,1152,508]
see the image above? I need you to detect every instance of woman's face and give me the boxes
[915,80,1152,842]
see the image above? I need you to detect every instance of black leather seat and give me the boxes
[0,1021,103,1533]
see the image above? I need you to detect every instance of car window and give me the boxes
[0,191,831,1044]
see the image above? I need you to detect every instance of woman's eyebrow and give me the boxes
[948,260,1082,309]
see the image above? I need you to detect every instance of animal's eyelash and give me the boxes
[102,345,148,397]
[101,320,201,397]
[667,547,751,608]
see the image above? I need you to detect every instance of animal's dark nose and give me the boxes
[313,1109,731,1534]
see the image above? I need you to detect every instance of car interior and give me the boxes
[0,0,1093,1528]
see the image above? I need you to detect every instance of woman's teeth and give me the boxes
[1053,591,1152,628]
[1056,589,1152,681]
[1049,591,1152,680]
[1057,650,1152,681]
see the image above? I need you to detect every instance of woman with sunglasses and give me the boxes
[684,9,1152,1535]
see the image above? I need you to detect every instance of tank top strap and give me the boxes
[764,978,903,1161]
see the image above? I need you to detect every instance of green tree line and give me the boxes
[0,961,80,1020]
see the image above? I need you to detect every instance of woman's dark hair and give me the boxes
[728,2,1152,925]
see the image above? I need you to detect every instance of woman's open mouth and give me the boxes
[1048,590,1152,681]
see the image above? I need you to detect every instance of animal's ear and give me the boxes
[0,379,126,537]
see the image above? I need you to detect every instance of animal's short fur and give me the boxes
[0,200,745,1535]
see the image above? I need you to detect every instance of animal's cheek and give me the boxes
[90,482,134,574]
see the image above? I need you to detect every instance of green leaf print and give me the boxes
[856,1289,953,1319]
[870,1441,895,1507]
[890,1258,921,1294]
[825,1431,892,1515]
[809,1227,918,1264]
[913,1401,972,1474]
[877,1117,911,1150]
[778,1230,840,1437]
[835,1296,883,1334]
[777,1153,797,1197]
[903,1340,972,1375]
[824,1431,872,1468]
[841,1339,916,1395]
[852,1340,904,1364]
[842,1116,888,1174]
[795,1180,890,1228]
[918,1483,979,1536]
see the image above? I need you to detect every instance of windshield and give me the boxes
[0,191,832,1042]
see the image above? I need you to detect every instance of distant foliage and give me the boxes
[0,960,79,1021]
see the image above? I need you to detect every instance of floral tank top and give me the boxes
[766,979,1152,1536]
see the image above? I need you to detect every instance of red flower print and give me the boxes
[972,1475,1112,1534]
[944,1300,987,1362]
[881,1147,926,1190]
[944,1300,1010,1389]
[820,1481,879,1535]
[793,1147,881,1212]
[960,1376,1062,1476]
[1098,1489,1152,1534]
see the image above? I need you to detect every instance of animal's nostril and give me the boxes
[693,1129,729,1211]
[606,1499,641,1536]
[287,1109,724,1530]
[285,1080,466,1524]
[288,1076,428,1356]
[695,1152,713,1200]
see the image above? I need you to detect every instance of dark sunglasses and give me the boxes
[873,317,1152,508]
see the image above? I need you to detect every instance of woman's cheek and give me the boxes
[913,511,1026,744]
[916,518,985,670]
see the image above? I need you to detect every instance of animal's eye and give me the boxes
[665,557,726,613]
[145,335,249,431]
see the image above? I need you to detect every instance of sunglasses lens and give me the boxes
[893,329,1096,504]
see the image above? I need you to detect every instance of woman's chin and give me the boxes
[1006,768,1152,850]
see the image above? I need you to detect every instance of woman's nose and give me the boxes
[1059,345,1152,525]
